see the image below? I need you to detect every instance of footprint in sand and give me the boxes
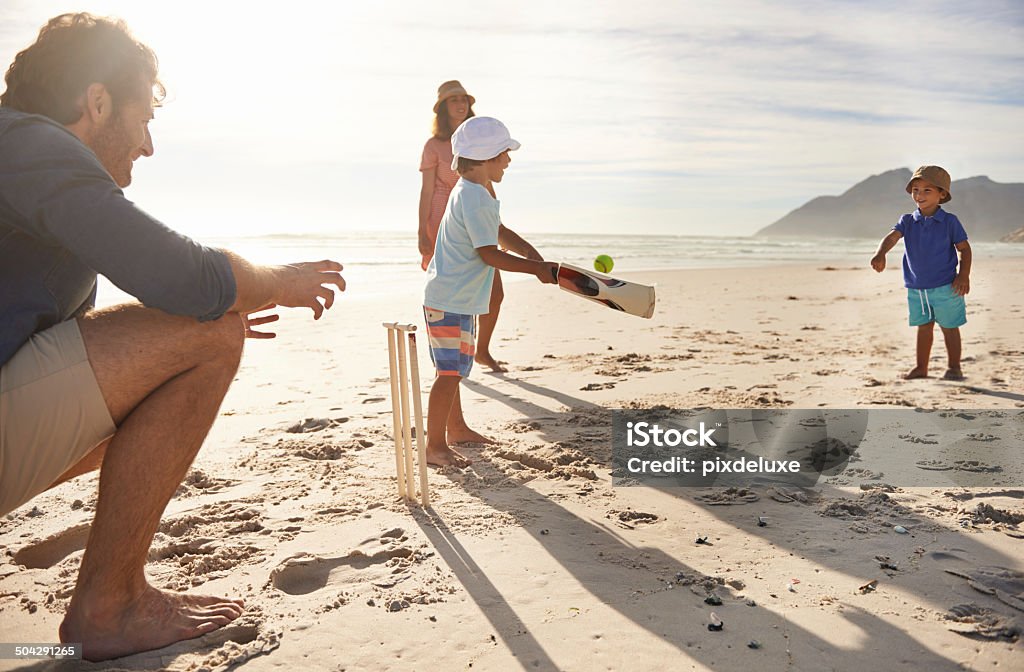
[916,459,953,471]
[175,469,235,497]
[145,506,267,585]
[901,433,940,444]
[693,488,760,505]
[492,448,598,481]
[819,500,871,518]
[505,421,542,433]
[13,523,91,569]
[609,510,659,528]
[195,623,262,647]
[971,504,1024,526]
[159,504,263,538]
[766,486,819,504]
[493,448,555,473]
[944,566,1024,612]
[286,417,349,434]
[277,438,372,461]
[294,443,349,460]
[840,467,881,480]
[115,621,280,669]
[953,460,1003,473]
[945,604,1021,642]
[271,535,417,595]
[966,433,1001,442]
[944,489,1024,502]
[149,537,220,562]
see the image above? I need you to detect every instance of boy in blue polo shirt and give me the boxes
[871,165,972,380]
[423,117,558,467]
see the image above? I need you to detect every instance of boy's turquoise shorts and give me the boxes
[907,284,966,328]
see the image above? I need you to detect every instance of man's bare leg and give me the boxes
[58,304,246,661]
[475,271,506,372]
[426,375,471,467]
[47,437,111,489]
[904,323,933,379]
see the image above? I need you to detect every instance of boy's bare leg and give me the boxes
[58,304,246,661]
[475,271,507,372]
[904,323,933,379]
[426,375,472,467]
[940,326,964,380]
[446,385,495,446]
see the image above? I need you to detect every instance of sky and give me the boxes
[1,0,1022,239]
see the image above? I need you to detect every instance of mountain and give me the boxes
[1000,227,1024,242]
[756,168,1024,241]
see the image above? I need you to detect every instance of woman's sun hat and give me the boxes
[906,165,952,203]
[433,80,475,113]
[450,117,521,170]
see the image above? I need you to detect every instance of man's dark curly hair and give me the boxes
[1,13,165,123]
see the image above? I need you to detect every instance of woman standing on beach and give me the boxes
[418,80,506,371]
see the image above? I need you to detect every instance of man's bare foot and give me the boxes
[448,427,496,445]
[903,367,929,379]
[474,352,507,373]
[60,584,244,661]
[942,368,965,381]
[426,444,471,467]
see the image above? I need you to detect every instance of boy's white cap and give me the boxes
[450,116,521,170]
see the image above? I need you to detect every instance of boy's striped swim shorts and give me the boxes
[423,307,477,377]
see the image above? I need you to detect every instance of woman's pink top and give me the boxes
[419,136,459,270]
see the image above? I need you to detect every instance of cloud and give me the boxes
[755,104,921,125]
[2,0,1021,237]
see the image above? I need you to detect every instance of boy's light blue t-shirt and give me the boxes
[424,178,500,315]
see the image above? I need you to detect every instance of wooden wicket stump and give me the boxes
[383,322,429,507]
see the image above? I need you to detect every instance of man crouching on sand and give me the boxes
[0,14,344,661]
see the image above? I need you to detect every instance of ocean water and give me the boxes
[95,231,1024,308]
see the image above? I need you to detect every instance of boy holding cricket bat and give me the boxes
[423,117,557,466]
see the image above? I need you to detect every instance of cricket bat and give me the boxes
[551,263,656,319]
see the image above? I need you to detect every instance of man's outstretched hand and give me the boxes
[274,260,345,319]
[243,305,280,338]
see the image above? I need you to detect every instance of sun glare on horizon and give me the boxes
[2,1,1022,239]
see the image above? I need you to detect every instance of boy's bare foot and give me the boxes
[474,353,507,373]
[903,367,929,379]
[942,368,965,381]
[426,444,471,467]
[448,427,496,445]
[60,584,244,661]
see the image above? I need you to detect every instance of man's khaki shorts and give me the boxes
[0,319,115,516]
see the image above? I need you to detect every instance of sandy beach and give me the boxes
[1,258,1021,671]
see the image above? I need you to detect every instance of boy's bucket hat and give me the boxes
[450,117,521,170]
[433,80,475,113]
[906,165,952,203]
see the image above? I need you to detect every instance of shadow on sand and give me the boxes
[399,374,1023,670]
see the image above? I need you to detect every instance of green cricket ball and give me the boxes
[594,254,614,273]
